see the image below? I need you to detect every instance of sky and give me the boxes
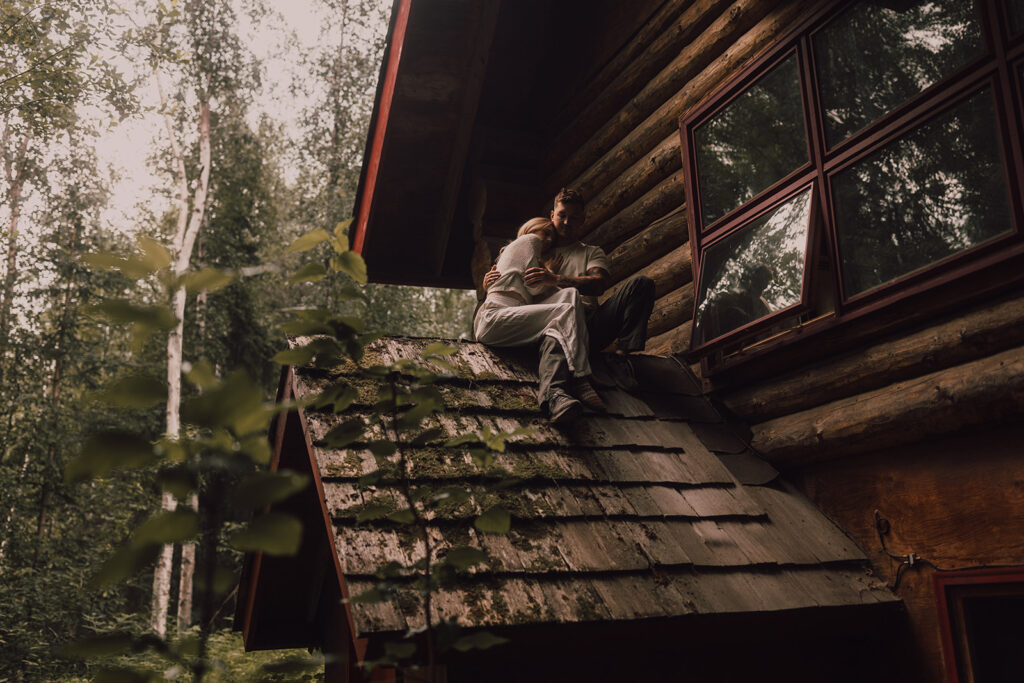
[94,0,387,234]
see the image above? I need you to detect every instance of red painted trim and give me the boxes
[240,369,295,650]
[289,371,363,674]
[352,0,412,255]
[933,565,1024,683]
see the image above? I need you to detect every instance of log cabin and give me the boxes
[238,0,1024,680]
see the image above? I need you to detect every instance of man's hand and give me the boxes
[482,265,500,291]
[524,266,559,289]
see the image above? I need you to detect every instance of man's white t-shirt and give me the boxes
[552,241,610,310]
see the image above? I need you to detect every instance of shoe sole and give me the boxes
[550,399,583,424]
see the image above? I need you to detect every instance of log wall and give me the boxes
[541,1,1024,679]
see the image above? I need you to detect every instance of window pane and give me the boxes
[694,54,806,227]
[814,0,982,147]
[693,187,813,346]
[1010,0,1024,35]
[832,90,1012,298]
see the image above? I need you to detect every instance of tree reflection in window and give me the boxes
[693,187,813,346]
[694,54,807,227]
[832,89,1012,297]
[814,0,981,148]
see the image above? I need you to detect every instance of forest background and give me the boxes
[0,0,477,679]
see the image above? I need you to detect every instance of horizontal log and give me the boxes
[608,207,689,282]
[546,0,730,179]
[751,343,1024,467]
[603,242,692,303]
[647,282,695,338]
[566,0,811,207]
[645,321,693,356]
[586,169,687,252]
[552,0,784,194]
[722,293,1024,423]
[585,133,682,232]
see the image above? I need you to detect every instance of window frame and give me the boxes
[681,0,1024,365]
[934,566,1024,683]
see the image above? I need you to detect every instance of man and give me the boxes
[483,187,655,422]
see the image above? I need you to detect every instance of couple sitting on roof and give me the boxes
[475,188,655,423]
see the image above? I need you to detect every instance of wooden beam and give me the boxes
[586,169,686,252]
[544,0,726,180]
[563,0,810,209]
[750,344,1024,467]
[550,0,785,193]
[647,282,695,338]
[603,242,692,303]
[585,133,682,231]
[431,0,502,276]
[607,207,689,283]
[722,293,1024,423]
[646,321,693,356]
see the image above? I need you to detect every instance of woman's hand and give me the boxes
[524,266,559,289]
[482,266,500,291]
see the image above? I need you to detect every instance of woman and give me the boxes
[474,218,603,422]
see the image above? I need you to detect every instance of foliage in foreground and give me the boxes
[65,224,512,680]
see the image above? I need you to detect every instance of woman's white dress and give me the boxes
[473,234,591,377]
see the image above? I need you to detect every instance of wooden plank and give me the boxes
[689,520,756,565]
[643,485,698,516]
[619,519,694,566]
[607,206,689,285]
[550,0,783,192]
[678,487,750,517]
[586,169,687,253]
[598,387,656,418]
[644,321,693,356]
[647,282,695,338]
[751,343,1024,465]
[565,0,812,208]
[723,292,1024,423]
[746,482,865,563]
[602,241,692,304]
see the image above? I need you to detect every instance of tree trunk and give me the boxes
[0,127,30,381]
[151,58,213,636]
[177,491,199,632]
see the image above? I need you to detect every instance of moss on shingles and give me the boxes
[395,588,421,618]
[509,453,571,481]
[338,492,399,519]
[574,588,603,622]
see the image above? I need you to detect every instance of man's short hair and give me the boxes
[554,187,585,209]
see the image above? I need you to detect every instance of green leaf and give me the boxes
[451,631,509,652]
[240,434,273,465]
[229,512,303,555]
[314,382,359,413]
[358,470,383,487]
[90,544,161,588]
[333,250,367,283]
[334,284,366,302]
[65,432,158,483]
[444,434,480,448]
[319,418,365,449]
[181,266,235,293]
[181,370,267,435]
[366,440,397,458]
[444,546,488,570]
[387,508,415,524]
[90,299,176,330]
[280,319,333,336]
[286,228,331,253]
[384,641,416,660]
[347,587,384,604]
[474,505,511,534]
[421,342,457,357]
[183,360,218,390]
[94,374,165,408]
[194,566,236,595]
[136,236,172,271]
[355,503,392,523]
[272,346,316,366]
[60,632,135,658]
[92,666,159,683]
[230,470,310,511]
[133,508,199,546]
[260,655,325,676]
[332,219,353,252]
[468,447,495,469]
[412,427,444,446]
[156,467,196,500]
[396,404,434,430]
[288,261,328,284]
[430,486,471,507]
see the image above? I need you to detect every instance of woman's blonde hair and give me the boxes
[517,217,553,237]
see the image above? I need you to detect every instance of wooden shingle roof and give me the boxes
[285,338,895,637]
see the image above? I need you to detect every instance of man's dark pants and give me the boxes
[538,276,655,408]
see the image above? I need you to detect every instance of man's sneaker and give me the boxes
[570,378,607,413]
[547,389,583,424]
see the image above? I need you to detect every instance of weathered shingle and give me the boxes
[287,338,894,636]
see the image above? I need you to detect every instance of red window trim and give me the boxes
[681,0,1024,366]
[933,565,1024,683]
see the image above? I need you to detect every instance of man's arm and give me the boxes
[524,265,610,296]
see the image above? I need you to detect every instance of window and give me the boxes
[935,568,1024,683]
[681,0,1024,361]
